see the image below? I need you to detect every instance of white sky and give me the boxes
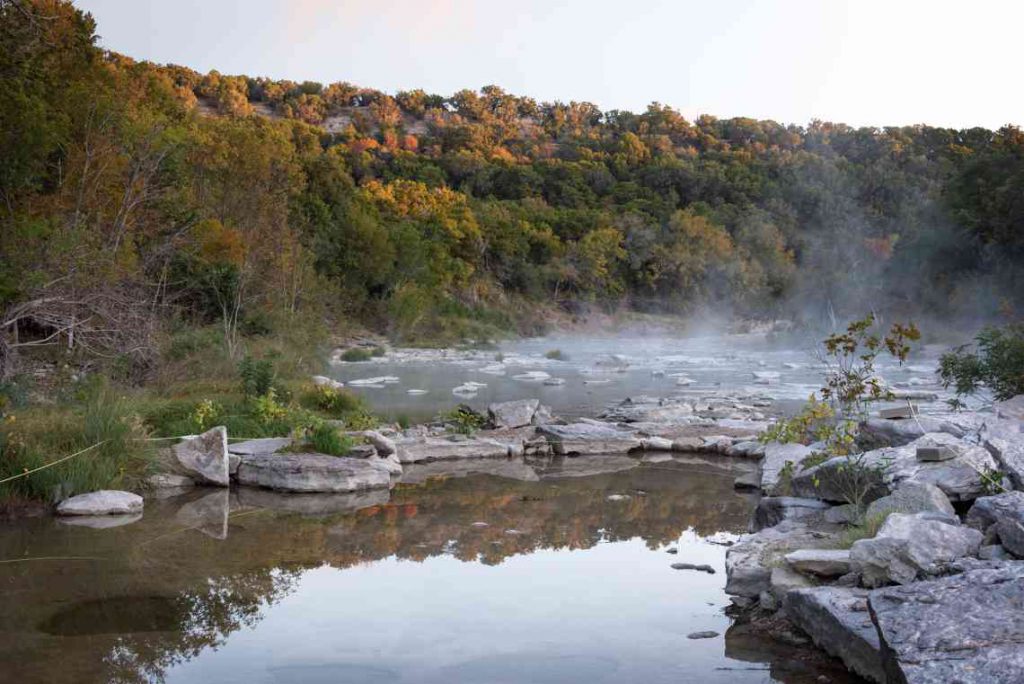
[76,0,1022,129]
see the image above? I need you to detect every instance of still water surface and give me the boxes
[0,455,864,684]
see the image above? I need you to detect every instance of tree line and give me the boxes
[2,0,1022,377]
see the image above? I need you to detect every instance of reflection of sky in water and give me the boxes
[330,334,949,422]
[166,535,751,684]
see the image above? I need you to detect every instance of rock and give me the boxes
[760,442,812,492]
[399,459,539,484]
[725,521,834,598]
[228,453,240,476]
[145,473,194,488]
[791,454,887,504]
[786,549,853,577]
[915,445,956,461]
[488,399,540,429]
[859,415,971,447]
[752,497,830,531]
[868,562,1024,684]
[671,436,704,452]
[784,587,884,684]
[687,631,719,639]
[752,371,780,384]
[640,436,674,451]
[173,426,230,486]
[979,544,1013,560]
[671,562,715,573]
[174,489,229,539]
[56,490,144,516]
[228,437,292,456]
[727,440,766,458]
[311,375,344,390]
[864,481,956,522]
[824,503,860,524]
[733,469,761,490]
[357,430,397,458]
[236,452,391,492]
[982,420,1024,489]
[879,406,915,420]
[532,404,553,424]
[769,565,815,603]
[965,491,1024,557]
[851,513,983,587]
[395,436,515,463]
[995,394,1024,422]
[536,422,641,455]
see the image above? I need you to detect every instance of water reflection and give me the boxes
[0,455,862,684]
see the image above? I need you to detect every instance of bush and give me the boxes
[544,348,567,360]
[238,356,275,397]
[443,404,486,435]
[371,346,387,357]
[340,348,373,362]
[939,323,1024,403]
[305,423,354,456]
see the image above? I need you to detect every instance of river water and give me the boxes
[1,454,865,684]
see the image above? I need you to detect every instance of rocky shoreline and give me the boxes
[51,386,1024,683]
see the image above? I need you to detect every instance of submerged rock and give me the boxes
[784,587,884,684]
[868,561,1024,684]
[236,452,391,492]
[56,490,143,516]
[173,426,230,486]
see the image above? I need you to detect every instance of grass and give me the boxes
[304,424,355,456]
[0,381,155,504]
[340,348,373,362]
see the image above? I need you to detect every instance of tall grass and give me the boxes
[0,382,154,503]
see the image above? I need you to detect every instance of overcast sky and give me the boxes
[75,0,1022,129]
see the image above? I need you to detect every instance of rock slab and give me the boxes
[237,452,391,492]
[869,562,1024,684]
[785,587,884,684]
[56,490,143,516]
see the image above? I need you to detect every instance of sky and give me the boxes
[75,0,1022,130]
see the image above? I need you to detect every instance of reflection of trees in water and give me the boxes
[102,569,299,684]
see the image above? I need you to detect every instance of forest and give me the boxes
[3,0,1024,374]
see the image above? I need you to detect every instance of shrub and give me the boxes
[306,423,354,456]
[443,404,486,435]
[302,384,363,415]
[939,323,1024,404]
[250,389,288,425]
[371,346,387,357]
[238,356,275,397]
[544,348,567,360]
[340,348,373,362]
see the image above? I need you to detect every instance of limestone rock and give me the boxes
[751,497,830,531]
[850,512,983,587]
[995,394,1024,423]
[145,473,194,489]
[56,490,143,516]
[965,491,1024,557]
[785,549,853,577]
[785,587,884,684]
[488,399,540,429]
[173,426,230,486]
[236,452,391,492]
[868,562,1024,684]
[760,442,812,492]
[536,422,641,455]
[864,481,955,522]
[725,521,833,598]
[395,436,515,463]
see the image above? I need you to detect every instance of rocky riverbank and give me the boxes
[50,386,1024,683]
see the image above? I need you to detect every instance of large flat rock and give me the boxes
[869,561,1024,684]
[536,422,642,455]
[236,452,391,492]
[228,437,292,456]
[395,436,514,463]
[56,490,143,516]
[785,587,884,683]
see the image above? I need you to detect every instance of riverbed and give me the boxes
[1,454,864,683]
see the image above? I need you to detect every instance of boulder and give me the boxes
[791,454,888,504]
[824,503,860,524]
[868,562,1024,684]
[311,375,344,390]
[357,430,397,458]
[981,419,1024,490]
[995,394,1024,423]
[760,442,812,492]
[536,422,642,455]
[784,587,884,684]
[395,436,516,463]
[173,426,230,486]
[725,521,834,598]
[864,481,955,522]
[488,399,540,429]
[236,452,391,492]
[785,549,853,577]
[767,565,814,605]
[751,497,830,531]
[786,589,884,684]
[859,414,976,447]
[965,491,1024,557]
[850,513,983,587]
[56,490,143,516]
[639,436,674,451]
